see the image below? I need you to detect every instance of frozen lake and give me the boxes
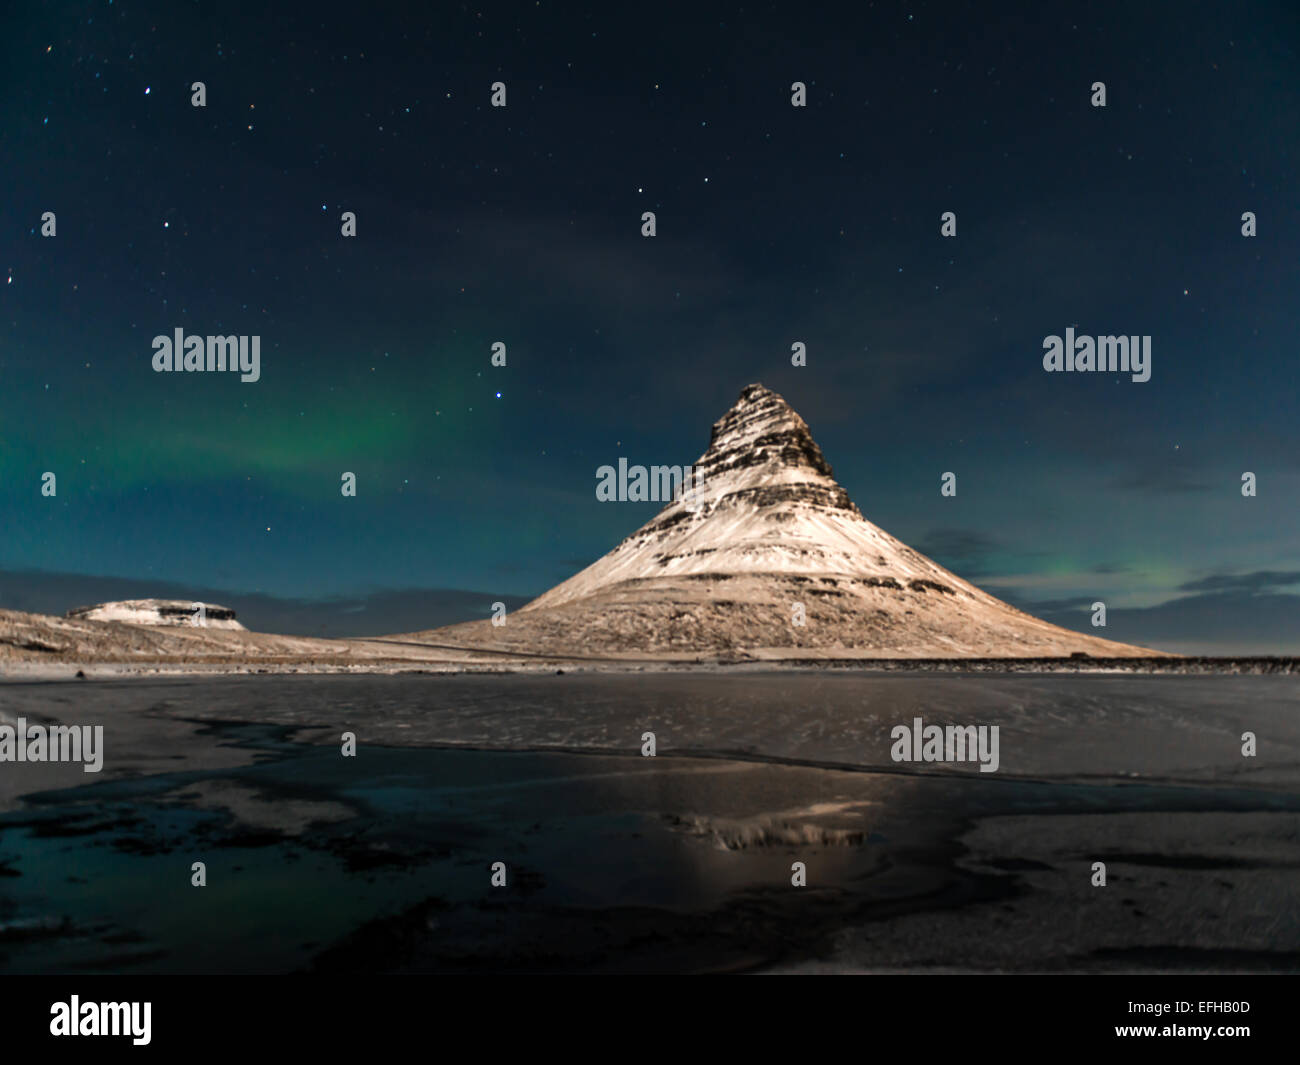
[1,672,1298,972]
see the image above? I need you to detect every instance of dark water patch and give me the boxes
[0,733,1015,972]
[0,915,73,942]
[13,812,145,840]
[99,929,146,945]
[986,858,1054,872]
[307,852,1010,975]
[74,949,172,970]
[1100,852,1300,871]
[1078,946,1300,971]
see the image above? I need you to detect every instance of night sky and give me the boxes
[3,1,1298,652]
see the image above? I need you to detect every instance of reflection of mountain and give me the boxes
[419,384,1166,659]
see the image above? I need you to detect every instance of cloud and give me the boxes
[1002,594,1098,614]
[1012,588,1300,657]
[1177,570,1300,594]
[1109,467,1214,494]
[914,528,1000,559]
[913,528,1004,577]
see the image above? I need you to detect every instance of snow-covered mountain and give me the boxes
[66,599,246,630]
[423,383,1166,659]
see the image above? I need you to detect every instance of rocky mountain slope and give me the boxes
[0,606,515,671]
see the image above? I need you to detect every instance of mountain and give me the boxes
[66,599,246,630]
[0,607,500,670]
[417,383,1167,659]
[0,384,1172,669]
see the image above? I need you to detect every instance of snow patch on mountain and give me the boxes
[66,599,246,630]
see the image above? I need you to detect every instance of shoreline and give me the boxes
[2,654,1297,681]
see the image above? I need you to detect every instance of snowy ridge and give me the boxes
[65,599,246,630]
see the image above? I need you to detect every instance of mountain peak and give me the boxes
[733,381,787,409]
[523,383,906,610]
[709,383,809,450]
[690,383,857,520]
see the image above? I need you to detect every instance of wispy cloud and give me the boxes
[1178,570,1300,594]
[1110,467,1214,495]
[913,527,1006,578]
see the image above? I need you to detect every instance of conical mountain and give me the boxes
[420,384,1166,660]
